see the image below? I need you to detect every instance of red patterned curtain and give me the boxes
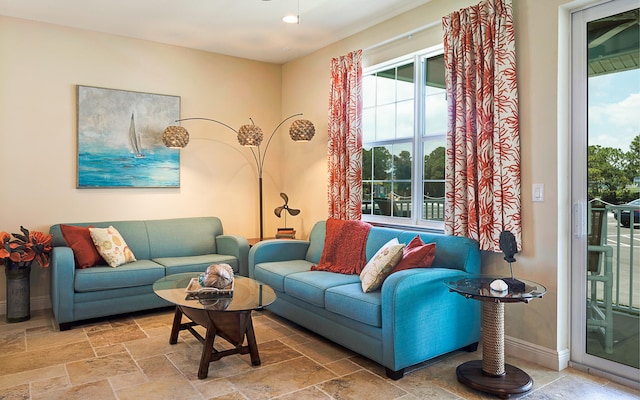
[442,0,521,252]
[328,50,363,220]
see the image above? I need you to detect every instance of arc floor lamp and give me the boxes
[162,114,315,240]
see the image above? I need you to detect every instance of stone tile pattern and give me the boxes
[0,308,637,400]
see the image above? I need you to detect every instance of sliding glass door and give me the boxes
[571,0,639,383]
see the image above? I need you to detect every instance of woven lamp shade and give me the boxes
[238,124,264,147]
[162,126,190,148]
[289,119,315,142]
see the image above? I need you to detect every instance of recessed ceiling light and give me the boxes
[282,14,299,24]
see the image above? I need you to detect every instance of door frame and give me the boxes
[569,0,639,385]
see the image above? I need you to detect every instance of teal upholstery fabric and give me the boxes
[154,254,238,275]
[364,227,402,261]
[146,217,221,257]
[248,220,482,379]
[325,283,382,327]
[253,259,312,292]
[272,291,383,340]
[283,271,360,308]
[49,217,248,328]
[74,260,165,292]
[304,222,326,264]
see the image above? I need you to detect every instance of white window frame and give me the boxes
[362,44,445,231]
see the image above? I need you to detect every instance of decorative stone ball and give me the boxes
[202,263,234,289]
[490,279,508,292]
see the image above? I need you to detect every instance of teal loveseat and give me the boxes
[248,220,481,379]
[49,217,249,330]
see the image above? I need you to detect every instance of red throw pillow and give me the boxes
[60,224,104,269]
[391,235,436,273]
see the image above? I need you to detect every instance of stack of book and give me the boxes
[276,228,296,239]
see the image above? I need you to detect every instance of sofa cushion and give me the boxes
[254,260,313,292]
[360,238,404,292]
[60,224,104,269]
[325,283,382,327]
[155,254,239,275]
[284,271,360,308]
[89,226,137,268]
[305,221,326,264]
[74,260,165,292]
[146,217,222,258]
[365,227,402,262]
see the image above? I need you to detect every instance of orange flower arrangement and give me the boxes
[0,227,53,270]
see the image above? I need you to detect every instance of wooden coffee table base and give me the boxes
[169,306,260,379]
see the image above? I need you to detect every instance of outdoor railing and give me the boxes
[424,197,444,220]
[361,196,445,220]
[606,204,639,314]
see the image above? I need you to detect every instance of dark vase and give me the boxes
[5,264,31,323]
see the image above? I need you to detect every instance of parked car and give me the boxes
[613,198,640,228]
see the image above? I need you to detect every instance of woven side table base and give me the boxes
[482,301,505,376]
[456,301,533,398]
[446,275,546,398]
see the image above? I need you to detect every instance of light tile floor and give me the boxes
[0,308,638,400]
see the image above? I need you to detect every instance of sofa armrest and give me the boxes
[247,240,310,279]
[380,268,480,371]
[50,246,77,325]
[216,235,250,277]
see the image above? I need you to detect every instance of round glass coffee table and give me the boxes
[153,273,276,379]
[445,275,546,399]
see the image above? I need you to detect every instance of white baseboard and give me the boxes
[0,295,51,316]
[505,335,570,371]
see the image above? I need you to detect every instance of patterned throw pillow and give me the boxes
[359,238,405,293]
[88,226,137,268]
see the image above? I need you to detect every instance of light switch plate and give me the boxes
[533,184,544,202]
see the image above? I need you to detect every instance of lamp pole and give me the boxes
[171,113,303,240]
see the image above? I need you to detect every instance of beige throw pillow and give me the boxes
[89,226,137,268]
[359,238,405,293]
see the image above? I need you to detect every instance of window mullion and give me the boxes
[413,54,424,223]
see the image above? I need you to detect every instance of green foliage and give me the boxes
[362,147,391,180]
[424,146,446,180]
[393,150,412,180]
[626,134,640,183]
[588,134,640,204]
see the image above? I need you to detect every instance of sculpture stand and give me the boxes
[504,262,525,292]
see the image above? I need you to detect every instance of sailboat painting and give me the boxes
[77,86,181,188]
[128,113,145,159]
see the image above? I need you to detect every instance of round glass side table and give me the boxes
[445,275,546,399]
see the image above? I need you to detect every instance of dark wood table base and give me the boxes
[456,360,533,399]
[169,305,260,379]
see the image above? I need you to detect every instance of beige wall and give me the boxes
[2,0,595,370]
[0,17,284,301]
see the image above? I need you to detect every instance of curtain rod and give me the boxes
[363,20,441,52]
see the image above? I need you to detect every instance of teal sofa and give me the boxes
[248,220,481,379]
[49,217,249,330]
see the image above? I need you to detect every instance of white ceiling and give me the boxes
[0,0,432,64]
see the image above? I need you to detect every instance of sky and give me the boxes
[588,68,639,153]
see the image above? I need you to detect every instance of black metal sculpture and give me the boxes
[499,230,525,292]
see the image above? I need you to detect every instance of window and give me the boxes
[362,47,446,228]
